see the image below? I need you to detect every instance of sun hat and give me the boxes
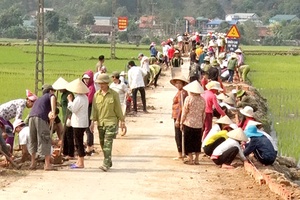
[137,53,144,58]
[235,49,242,53]
[211,60,219,66]
[170,76,189,87]
[95,73,110,84]
[204,56,210,62]
[52,77,69,90]
[205,81,223,91]
[26,89,38,102]
[82,74,90,79]
[66,78,89,94]
[13,119,25,133]
[218,52,226,59]
[42,84,55,93]
[216,115,233,125]
[236,90,245,98]
[231,89,237,94]
[111,71,120,77]
[161,41,166,46]
[244,125,263,138]
[223,97,235,105]
[227,127,248,142]
[150,42,156,46]
[245,120,262,130]
[183,80,204,94]
[120,71,126,76]
[174,50,180,54]
[217,93,227,100]
[240,106,254,117]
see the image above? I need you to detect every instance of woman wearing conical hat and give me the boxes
[180,81,205,165]
[170,76,189,160]
[66,78,89,169]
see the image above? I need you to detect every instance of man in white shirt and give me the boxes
[137,53,150,86]
[127,61,147,113]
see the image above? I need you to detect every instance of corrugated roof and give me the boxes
[269,15,298,21]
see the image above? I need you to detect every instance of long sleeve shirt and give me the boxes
[202,90,225,116]
[91,88,125,126]
[0,99,26,121]
[128,66,145,89]
[212,138,247,161]
[172,89,188,121]
[244,136,277,160]
[68,94,89,128]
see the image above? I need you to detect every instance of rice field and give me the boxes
[247,55,300,161]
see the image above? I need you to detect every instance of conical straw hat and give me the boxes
[183,80,204,94]
[52,77,69,90]
[205,81,223,91]
[245,120,262,130]
[217,93,227,100]
[223,97,235,105]
[170,76,189,87]
[216,115,233,125]
[227,128,248,142]
[66,78,89,94]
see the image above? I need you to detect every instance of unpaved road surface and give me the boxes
[0,61,280,200]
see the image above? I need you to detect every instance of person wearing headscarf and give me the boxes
[180,81,206,165]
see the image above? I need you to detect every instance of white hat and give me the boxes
[205,81,223,91]
[223,97,235,105]
[227,128,248,142]
[229,123,238,130]
[204,56,210,62]
[217,93,227,100]
[240,106,254,117]
[245,120,262,130]
[183,80,204,94]
[66,78,89,94]
[120,71,127,76]
[13,119,25,132]
[174,50,180,54]
[170,76,189,87]
[52,77,69,90]
[216,115,233,125]
[235,49,242,53]
[82,74,90,79]
[231,89,237,94]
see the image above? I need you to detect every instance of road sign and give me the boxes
[118,16,128,31]
[226,38,239,52]
[226,25,241,38]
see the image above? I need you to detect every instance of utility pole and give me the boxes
[35,0,45,95]
[149,0,157,37]
[110,0,116,59]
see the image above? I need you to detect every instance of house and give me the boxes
[226,13,259,22]
[206,19,225,29]
[196,17,209,30]
[269,15,299,24]
[94,16,112,26]
[23,19,36,29]
[87,16,113,36]
[138,15,156,29]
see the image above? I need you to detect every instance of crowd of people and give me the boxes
[0,32,276,172]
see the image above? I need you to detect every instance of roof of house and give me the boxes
[228,20,238,25]
[207,19,225,25]
[269,15,298,22]
[94,16,112,20]
[231,13,257,19]
[196,17,209,21]
[89,25,112,33]
[139,16,156,28]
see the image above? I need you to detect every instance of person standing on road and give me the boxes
[171,76,189,160]
[94,55,106,91]
[82,71,96,156]
[90,74,125,172]
[180,80,206,165]
[28,85,56,171]
[66,78,89,169]
[127,61,147,113]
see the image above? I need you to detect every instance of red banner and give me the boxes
[118,17,128,31]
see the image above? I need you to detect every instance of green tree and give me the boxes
[45,11,60,33]
[78,13,95,26]
[0,6,23,29]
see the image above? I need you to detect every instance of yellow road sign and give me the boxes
[226,25,241,38]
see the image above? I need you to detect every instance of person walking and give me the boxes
[127,61,147,113]
[90,74,126,172]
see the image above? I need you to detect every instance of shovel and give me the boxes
[0,146,22,170]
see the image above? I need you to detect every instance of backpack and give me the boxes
[189,63,200,78]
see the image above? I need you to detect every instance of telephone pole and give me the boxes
[110,0,116,59]
[35,0,45,95]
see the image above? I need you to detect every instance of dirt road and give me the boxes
[0,60,279,200]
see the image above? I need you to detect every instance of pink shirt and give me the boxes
[202,90,225,116]
[181,95,206,129]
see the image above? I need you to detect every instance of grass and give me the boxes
[247,55,300,159]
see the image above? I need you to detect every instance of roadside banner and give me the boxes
[118,16,128,31]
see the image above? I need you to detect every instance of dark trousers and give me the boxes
[63,126,74,157]
[212,146,239,165]
[203,137,226,156]
[183,125,202,154]
[86,104,94,147]
[174,120,182,153]
[73,127,86,157]
[153,68,162,87]
[132,87,146,112]
[254,149,276,165]
[228,69,234,82]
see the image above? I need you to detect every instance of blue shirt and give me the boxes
[244,135,277,160]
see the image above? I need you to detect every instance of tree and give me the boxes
[0,6,23,29]
[78,13,95,26]
[45,11,60,33]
